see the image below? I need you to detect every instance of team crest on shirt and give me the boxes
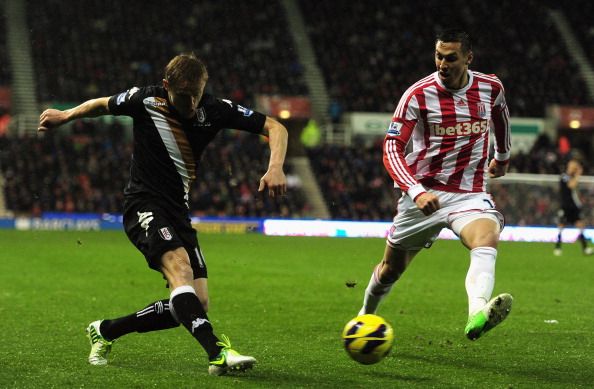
[477,102,487,118]
[159,227,172,241]
[197,107,206,123]
[387,121,402,136]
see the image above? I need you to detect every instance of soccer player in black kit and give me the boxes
[38,53,288,375]
[554,153,593,256]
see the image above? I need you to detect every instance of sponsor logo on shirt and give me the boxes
[159,227,172,240]
[148,100,167,107]
[430,119,489,137]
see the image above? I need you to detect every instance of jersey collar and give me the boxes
[434,70,473,93]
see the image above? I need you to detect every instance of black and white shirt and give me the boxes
[108,86,266,211]
[559,173,581,210]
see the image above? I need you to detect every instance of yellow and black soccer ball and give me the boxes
[341,314,394,365]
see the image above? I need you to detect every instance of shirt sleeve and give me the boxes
[213,98,266,134]
[491,83,511,163]
[382,93,425,199]
[108,86,143,116]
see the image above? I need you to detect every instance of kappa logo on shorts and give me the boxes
[159,227,173,241]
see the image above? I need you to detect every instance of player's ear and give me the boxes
[466,51,473,66]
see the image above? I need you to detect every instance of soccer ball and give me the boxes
[342,314,394,365]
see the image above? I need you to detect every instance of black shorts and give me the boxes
[123,196,207,279]
[557,206,581,225]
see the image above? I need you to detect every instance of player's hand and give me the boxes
[414,192,440,216]
[258,166,287,197]
[488,159,508,178]
[38,109,68,132]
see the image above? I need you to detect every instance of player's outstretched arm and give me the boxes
[38,97,111,132]
[258,116,288,197]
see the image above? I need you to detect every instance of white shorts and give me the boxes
[387,190,504,250]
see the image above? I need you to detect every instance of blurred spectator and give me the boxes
[0,107,10,136]
[328,98,344,124]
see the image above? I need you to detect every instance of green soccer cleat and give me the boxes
[86,320,114,366]
[465,293,513,341]
[208,334,256,376]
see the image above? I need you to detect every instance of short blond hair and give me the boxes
[164,53,208,90]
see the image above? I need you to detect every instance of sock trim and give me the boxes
[470,246,497,255]
[170,285,196,299]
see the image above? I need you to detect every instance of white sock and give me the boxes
[359,265,395,315]
[465,247,496,315]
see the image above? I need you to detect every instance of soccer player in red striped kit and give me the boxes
[358,30,513,340]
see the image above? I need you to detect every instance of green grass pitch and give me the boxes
[1,230,593,388]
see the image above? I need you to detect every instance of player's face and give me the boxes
[435,41,472,90]
[165,79,206,119]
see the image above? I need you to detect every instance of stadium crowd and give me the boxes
[562,1,594,66]
[1,123,592,226]
[21,0,590,119]
[299,0,590,117]
[0,121,308,218]
[0,12,8,86]
[305,135,593,226]
[307,139,394,221]
[28,0,307,106]
[0,1,592,227]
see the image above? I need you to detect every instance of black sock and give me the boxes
[578,233,587,250]
[170,287,222,359]
[555,233,562,249]
[100,299,179,341]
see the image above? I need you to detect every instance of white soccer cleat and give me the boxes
[208,334,256,376]
[553,248,562,256]
[86,320,114,366]
[584,247,593,256]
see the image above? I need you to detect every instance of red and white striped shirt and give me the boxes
[384,70,510,200]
